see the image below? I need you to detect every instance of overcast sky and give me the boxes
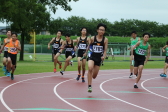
[0,0,168,26]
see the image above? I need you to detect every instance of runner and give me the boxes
[76,27,91,82]
[131,33,151,88]
[48,30,64,73]
[60,33,77,75]
[160,41,168,77]
[87,23,108,92]
[0,30,12,76]
[128,31,140,78]
[6,32,21,80]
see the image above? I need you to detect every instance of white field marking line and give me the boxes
[141,77,168,100]
[0,73,75,112]
[100,76,155,112]
[54,78,87,112]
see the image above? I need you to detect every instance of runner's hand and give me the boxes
[163,49,165,52]
[83,53,86,57]
[101,56,105,61]
[131,55,134,60]
[48,46,50,49]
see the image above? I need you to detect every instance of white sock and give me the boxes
[134,83,137,85]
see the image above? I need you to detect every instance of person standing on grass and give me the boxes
[1,33,21,80]
[87,23,108,92]
[160,41,168,77]
[128,31,140,78]
[60,33,77,75]
[48,30,64,73]
[131,33,151,88]
[76,27,91,83]
[0,30,12,76]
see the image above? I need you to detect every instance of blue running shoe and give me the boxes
[7,72,11,77]
[160,73,164,77]
[163,74,167,77]
[4,70,8,76]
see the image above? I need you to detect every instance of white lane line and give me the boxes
[100,76,155,112]
[53,78,87,112]
[141,77,168,100]
[0,73,75,112]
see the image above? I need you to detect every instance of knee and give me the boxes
[88,67,93,72]
[82,66,85,70]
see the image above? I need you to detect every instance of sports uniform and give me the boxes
[77,37,87,58]
[52,37,62,55]
[65,40,75,58]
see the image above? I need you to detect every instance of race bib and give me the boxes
[66,48,73,51]
[78,44,86,49]
[4,47,8,51]
[92,45,103,53]
[138,49,146,55]
[9,47,17,53]
[53,43,59,48]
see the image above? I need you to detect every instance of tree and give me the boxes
[0,0,79,61]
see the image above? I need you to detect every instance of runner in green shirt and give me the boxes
[160,42,168,77]
[131,33,151,88]
[128,31,140,78]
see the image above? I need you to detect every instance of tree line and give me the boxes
[49,16,168,37]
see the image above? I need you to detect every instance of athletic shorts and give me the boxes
[65,51,75,59]
[134,53,145,67]
[52,49,60,55]
[130,50,136,56]
[77,49,86,59]
[165,56,168,63]
[3,51,8,58]
[88,53,102,66]
[8,53,17,65]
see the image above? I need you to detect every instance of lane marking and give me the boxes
[141,77,168,100]
[100,76,155,112]
[107,91,149,94]
[64,98,116,100]
[13,108,80,111]
[146,87,168,88]
[54,78,87,112]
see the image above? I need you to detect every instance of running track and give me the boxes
[0,69,167,112]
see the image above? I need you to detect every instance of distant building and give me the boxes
[0,26,8,35]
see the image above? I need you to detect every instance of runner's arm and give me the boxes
[162,45,167,52]
[102,38,108,59]
[48,38,54,49]
[131,42,140,56]
[145,45,151,63]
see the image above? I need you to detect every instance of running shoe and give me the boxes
[135,74,138,78]
[134,85,138,88]
[88,87,92,93]
[60,71,64,75]
[11,73,14,80]
[59,63,62,69]
[7,72,11,77]
[129,74,133,78]
[76,74,81,81]
[54,68,56,73]
[82,77,85,82]
[160,73,164,77]
[163,74,167,77]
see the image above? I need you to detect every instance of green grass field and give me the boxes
[0,53,164,77]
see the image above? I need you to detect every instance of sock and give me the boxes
[134,83,137,85]
[88,85,91,87]
[130,73,133,75]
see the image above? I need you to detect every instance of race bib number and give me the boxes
[78,44,86,49]
[53,43,59,48]
[4,47,8,51]
[138,49,146,55]
[66,48,73,51]
[92,45,103,53]
[9,47,17,53]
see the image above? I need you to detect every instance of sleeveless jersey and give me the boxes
[52,37,61,50]
[78,37,87,50]
[131,37,139,50]
[135,40,149,56]
[165,47,168,56]
[4,38,12,51]
[65,40,74,52]
[8,40,19,54]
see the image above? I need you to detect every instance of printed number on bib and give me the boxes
[78,44,86,49]
[4,47,8,51]
[10,48,17,53]
[53,44,59,48]
[138,49,146,55]
[93,45,103,53]
[66,48,73,51]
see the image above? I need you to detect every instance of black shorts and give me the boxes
[52,49,60,55]
[88,53,102,66]
[130,50,136,56]
[165,56,168,63]
[3,51,8,58]
[65,51,75,59]
[8,53,17,65]
[134,53,145,67]
[77,49,86,59]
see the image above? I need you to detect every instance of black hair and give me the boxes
[6,30,12,34]
[143,33,150,38]
[57,30,63,35]
[80,27,87,32]
[65,33,70,37]
[11,32,18,37]
[97,23,107,31]
[166,41,168,45]
[131,31,137,34]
